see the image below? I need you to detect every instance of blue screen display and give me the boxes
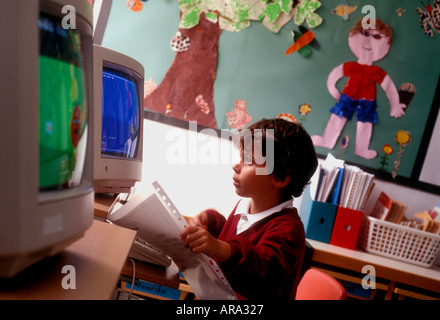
[101,67,140,158]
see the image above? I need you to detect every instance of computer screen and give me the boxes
[101,67,140,159]
[39,12,88,190]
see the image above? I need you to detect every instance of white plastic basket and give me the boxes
[358,215,440,267]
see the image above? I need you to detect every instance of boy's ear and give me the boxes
[273,175,291,189]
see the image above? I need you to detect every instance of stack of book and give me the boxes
[311,154,375,210]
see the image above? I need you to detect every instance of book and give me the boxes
[330,167,344,205]
[107,181,237,300]
[369,191,407,223]
[339,165,375,211]
[370,191,391,220]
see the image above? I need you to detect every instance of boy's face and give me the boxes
[232,144,276,199]
[348,29,390,63]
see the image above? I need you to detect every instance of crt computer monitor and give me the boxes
[93,44,144,194]
[0,0,94,278]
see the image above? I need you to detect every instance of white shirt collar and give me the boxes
[234,198,293,234]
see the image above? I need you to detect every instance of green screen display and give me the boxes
[38,13,88,190]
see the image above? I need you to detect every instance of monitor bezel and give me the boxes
[92,44,144,194]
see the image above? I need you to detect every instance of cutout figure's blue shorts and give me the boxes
[330,93,378,123]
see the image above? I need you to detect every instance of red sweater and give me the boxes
[206,204,305,300]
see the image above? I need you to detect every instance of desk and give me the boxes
[0,220,136,300]
[94,193,117,220]
[308,239,440,299]
[94,194,182,293]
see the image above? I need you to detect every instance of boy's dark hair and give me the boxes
[238,118,318,199]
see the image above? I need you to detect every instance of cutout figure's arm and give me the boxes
[381,75,405,118]
[327,64,344,101]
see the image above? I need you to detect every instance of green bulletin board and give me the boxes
[100,0,440,189]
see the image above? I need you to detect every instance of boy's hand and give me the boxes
[187,210,210,229]
[180,226,231,262]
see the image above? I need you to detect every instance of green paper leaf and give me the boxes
[181,9,201,28]
[280,0,293,14]
[266,3,282,23]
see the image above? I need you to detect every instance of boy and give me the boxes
[311,18,405,159]
[180,118,318,300]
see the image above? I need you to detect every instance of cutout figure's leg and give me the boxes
[311,114,347,149]
[355,121,377,159]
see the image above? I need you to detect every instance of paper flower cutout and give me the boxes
[379,144,393,171]
[392,130,412,178]
[298,103,312,124]
[293,0,323,29]
[338,134,349,158]
[299,103,312,115]
[395,130,412,146]
[382,144,393,155]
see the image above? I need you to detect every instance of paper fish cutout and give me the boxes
[226,100,252,129]
[416,0,440,37]
[170,32,191,52]
[277,113,297,123]
[285,26,319,57]
[195,95,210,115]
[332,0,358,20]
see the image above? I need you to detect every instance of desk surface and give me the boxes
[0,220,136,300]
[308,239,440,293]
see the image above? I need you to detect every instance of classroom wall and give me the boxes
[100,0,440,184]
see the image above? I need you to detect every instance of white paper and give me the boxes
[107,181,237,300]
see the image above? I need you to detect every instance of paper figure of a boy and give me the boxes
[311,18,405,159]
